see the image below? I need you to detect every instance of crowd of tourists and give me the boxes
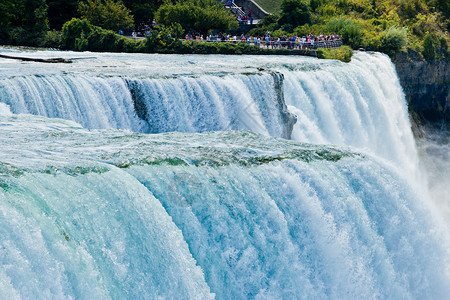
[125,16,343,50]
[184,32,343,49]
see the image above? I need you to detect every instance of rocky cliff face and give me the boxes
[393,50,449,130]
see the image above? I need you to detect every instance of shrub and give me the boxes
[438,37,449,59]
[40,30,63,48]
[61,18,140,52]
[143,24,184,53]
[247,27,268,37]
[61,18,93,49]
[380,26,408,56]
[317,45,353,62]
[361,30,382,51]
[179,41,262,55]
[422,33,435,61]
[310,0,323,12]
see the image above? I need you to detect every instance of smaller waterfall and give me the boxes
[125,73,294,138]
[0,72,295,139]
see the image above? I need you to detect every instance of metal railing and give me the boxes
[183,38,343,50]
[226,3,246,18]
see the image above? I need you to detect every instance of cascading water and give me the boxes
[1,48,449,298]
[0,51,416,169]
[283,53,419,174]
[0,56,294,139]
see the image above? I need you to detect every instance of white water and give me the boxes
[417,130,450,228]
[284,54,418,175]
[1,48,449,298]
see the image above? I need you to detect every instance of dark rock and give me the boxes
[393,50,449,130]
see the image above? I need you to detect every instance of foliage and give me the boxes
[380,25,408,56]
[47,0,79,30]
[326,18,362,49]
[179,41,262,54]
[310,0,323,12]
[438,37,449,59]
[247,27,269,37]
[397,0,428,19]
[278,0,311,28]
[0,0,49,46]
[122,0,164,25]
[143,23,184,53]
[0,0,14,41]
[78,0,134,31]
[317,45,353,62]
[293,24,326,36]
[259,14,280,32]
[39,30,62,48]
[61,18,93,49]
[422,33,435,61]
[155,0,238,35]
[1,0,448,60]
[422,32,448,61]
[251,0,449,59]
[61,18,139,52]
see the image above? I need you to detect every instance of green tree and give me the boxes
[278,0,311,28]
[143,23,184,52]
[3,0,49,45]
[0,0,15,42]
[310,0,323,12]
[155,0,238,35]
[47,0,79,30]
[422,33,436,61]
[122,0,164,26]
[78,0,134,31]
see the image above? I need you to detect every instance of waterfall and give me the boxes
[0,51,415,168]
[1,49,449,299]
[283,52,419,176]
[0,72,294,139]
